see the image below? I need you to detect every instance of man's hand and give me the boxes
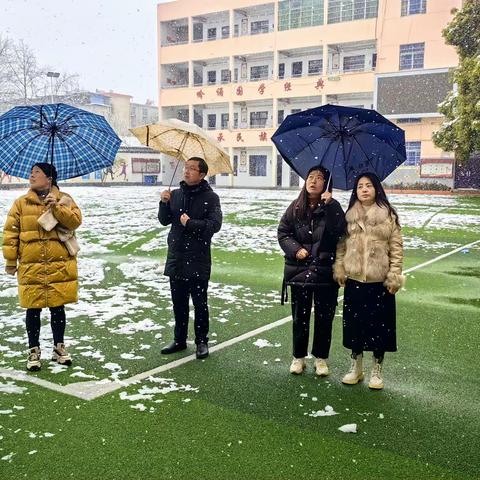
[5,266,17,276]
[180,213,190,227]
[296,248,309,260]
[321,191,332,204]
[160,190,171,203]
[44,193,57,207]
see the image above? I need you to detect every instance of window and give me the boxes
[194,70,203,86]
[132,159,161,173]
[234,112,239,129]
[221,25,230,38]
[328,0,378,24]
[177,109,189,122]
[278,0,324,31]
[207,28,217,40]
[250,111,269,128]
[251,20,269,35]
[291,108,302,114]
[82,173,91,180]
[207,70,217,84]
[404,141,421,166]
[250,65,269,81]
[249,155,267,176]
[221,69,231,83]
[194,111,203,128]
[234,24,239,36]
[94,170,103,180]
[343,54,365,72]
[397,117,422,123]
[399,43,424,70]
[193,23,203,42]
[221,113,229,129]
[401,0,426,16]
[308,59,323,75]
[372,53,377,69]
[207,114,216,130]
[278,109,285,124]
[278,63,285,79]
[234,68,239,82]
[292,61,303,77]
[233,155,238,176]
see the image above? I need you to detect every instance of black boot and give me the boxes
[161,340,187,355]
[196,341,209,359]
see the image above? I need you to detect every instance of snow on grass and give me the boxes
[118,376,199,410]
[0,381,27,394]
[253,339,281,348]
[338,423,357,433]
[305,405,339,417]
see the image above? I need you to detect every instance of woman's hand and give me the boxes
[387,285,399,295]
[321,191,332,204]
[337,275,346,287]
[296,248,309,260]
[44,193,57,207]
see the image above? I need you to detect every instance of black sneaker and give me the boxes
[161,341,187,355]
[196,342,209,359]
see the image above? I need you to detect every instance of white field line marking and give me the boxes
[1,239,479,401]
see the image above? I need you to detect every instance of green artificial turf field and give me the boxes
[0,188,479,479]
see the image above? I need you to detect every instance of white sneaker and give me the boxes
[52,343,72,366]
[289,357,306,375]
[314,358,329,376]
[27,347,41,372]
[368,358,384,390]
[342,355,364,385]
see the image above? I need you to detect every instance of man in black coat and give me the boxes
[158,157,222,359]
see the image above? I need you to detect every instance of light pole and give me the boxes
[46,71,60,104]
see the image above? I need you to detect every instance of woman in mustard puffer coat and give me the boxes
[2,163,81,371]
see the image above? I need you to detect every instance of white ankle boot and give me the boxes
[52,343,72,366]
[289,357,306,374]
[342,354,364,385]
[368,358,384,390]
[314,358,329,376]
[26,347,41,371]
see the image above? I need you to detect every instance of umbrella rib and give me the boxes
[0,127,40,142]
[69,132,117,163]
[56,132,82,179]
[193,134,208,164]
[149,127,184,142]
[0,132,45,177]
[350,135,378,173]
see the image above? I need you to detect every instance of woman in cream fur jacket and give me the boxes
[334,172,404,390]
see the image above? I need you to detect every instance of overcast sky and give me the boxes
[0,0,172,104]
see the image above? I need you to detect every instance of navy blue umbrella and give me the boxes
[272,104,406,190]
[0,103,121,180]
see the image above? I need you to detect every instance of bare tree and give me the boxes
[5,39,44,102]
[0,35,13,101]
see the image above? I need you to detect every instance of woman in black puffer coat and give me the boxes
[278,166,346,376]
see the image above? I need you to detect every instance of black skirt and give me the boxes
[342,279,397,353]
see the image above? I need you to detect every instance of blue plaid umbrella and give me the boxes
[272,104,406,190]
[0,103,121,180]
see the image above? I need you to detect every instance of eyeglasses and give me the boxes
[183,166,200,172]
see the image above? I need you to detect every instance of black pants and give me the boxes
[25,306,66,349]
[290,284,338,359]
[170,277,209,344]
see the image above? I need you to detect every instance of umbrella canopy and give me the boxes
[0,103,121,180]
[272,104,406,190]
[130,118,233,177]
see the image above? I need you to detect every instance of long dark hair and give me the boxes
[347,172,400,226]
[293,165,332,220]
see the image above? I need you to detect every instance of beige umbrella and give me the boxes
[130,118,233,186]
